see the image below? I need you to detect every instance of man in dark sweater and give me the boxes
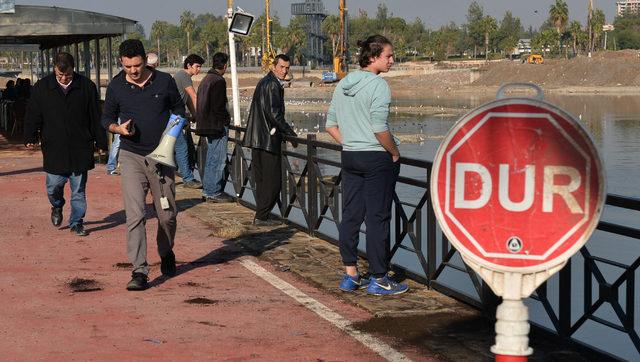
[195,52,234,203]
[24,52,107,237]
[101,40,185,291]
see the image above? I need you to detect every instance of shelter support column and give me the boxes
[107,37,113,84]
[94,38,101,93]
[83,40,91,79]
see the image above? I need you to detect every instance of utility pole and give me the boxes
[587,0,593,57]
[227,0,241,126]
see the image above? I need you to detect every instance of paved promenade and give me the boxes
[0,134,605,361]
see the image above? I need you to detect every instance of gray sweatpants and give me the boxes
[119,149,177,275]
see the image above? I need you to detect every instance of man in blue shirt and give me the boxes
[102,40,185,291]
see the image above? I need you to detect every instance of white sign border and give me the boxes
[431,97,606,274]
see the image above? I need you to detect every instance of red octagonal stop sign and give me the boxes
[431,97,605,273]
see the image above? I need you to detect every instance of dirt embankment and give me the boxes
[472,49,640,89]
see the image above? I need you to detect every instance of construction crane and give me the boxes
[322,0,347,82]
[261,0,276,72]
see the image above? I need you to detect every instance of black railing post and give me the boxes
[280,140,288,215]
[559,259,572,337]
[426,167,437,285]
[307,134,318,236]
[233,134,241,196]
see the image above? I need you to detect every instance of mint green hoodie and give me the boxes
[326,70,399,151]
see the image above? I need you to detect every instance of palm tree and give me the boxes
[480,16,497,61]
[549,0,569,57]
[322,15,341,61]
[180,10,195,53]
[569,20,582,56]
[151,21,168,65]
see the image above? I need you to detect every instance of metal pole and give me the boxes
[39,50,44,78]
[83,40,91,79]
[45,49,50,74]
[94,38,101,93]
[107,37,113,83]
[227,0,241,127]
[73,43,79,70]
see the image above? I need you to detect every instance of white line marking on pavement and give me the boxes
[240,259,412,362]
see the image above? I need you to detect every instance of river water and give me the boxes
[231,93,639,359]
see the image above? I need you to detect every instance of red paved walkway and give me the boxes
[0,143,429,361]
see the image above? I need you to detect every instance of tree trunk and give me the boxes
[157,38,161,64]
[484,33,489,61]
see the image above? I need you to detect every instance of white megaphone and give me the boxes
[145,114,187,168]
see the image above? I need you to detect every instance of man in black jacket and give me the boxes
[243,54,297,226]
[24,52,107,237]
[101,40,185,291]
[195,52,233,203]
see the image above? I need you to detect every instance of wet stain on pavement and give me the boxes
[197,321,227,327]
[185,297,218,305]
[67,278,102,293]
[113,262,133,269]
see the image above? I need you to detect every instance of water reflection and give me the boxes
[283,94,640,198]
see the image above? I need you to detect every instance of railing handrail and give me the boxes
[227,124,640,360]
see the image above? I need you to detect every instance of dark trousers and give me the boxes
[251,148,281,220]
[339,151,399,277]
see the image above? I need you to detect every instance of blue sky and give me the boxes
[18,0,618,35]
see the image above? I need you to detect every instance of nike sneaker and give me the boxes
[367,274,409,296]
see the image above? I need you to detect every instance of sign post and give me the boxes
[430,83,605,361]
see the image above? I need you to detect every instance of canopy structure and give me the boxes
[0,5,138,92]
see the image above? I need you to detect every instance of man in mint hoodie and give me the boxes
[326,35,408,296]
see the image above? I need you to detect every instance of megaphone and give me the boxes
[145,114,187,168]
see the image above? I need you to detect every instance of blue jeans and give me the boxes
[46,172,88,227]
[174,129,194,182]
[106,133,120,172]
[203,128,228,197]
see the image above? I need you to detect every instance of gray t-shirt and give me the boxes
[173,69,193,108]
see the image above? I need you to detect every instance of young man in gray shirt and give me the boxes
[173,54,204,189]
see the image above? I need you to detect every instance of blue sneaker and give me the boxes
[339,274,370,292]
[367,274,409,296]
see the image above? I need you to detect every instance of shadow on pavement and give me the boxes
[0,166,43,177]
[149,225,297,287]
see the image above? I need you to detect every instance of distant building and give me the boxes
[617,0,640,16]
[515,39,532,55]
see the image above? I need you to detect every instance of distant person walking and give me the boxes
[195,52,234,203]
[173,54,204,189]
[326,35,408,296]
[101,39,185,291]
[243,54,297,226]
[24,52,107,236]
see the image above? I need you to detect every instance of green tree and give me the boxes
[591,9,606,50]
[568,20,582,55]
[322,15,341,60]
[613,12,640,49]
[495,11,523,55]
[466,1,485,58]
[180,10,195,53]
[151,21,169,65]
[480,16,497,60]
[549,0,569,56]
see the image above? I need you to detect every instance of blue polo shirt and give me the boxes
[101,68,185,156]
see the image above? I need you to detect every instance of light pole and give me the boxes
[227,0,241,127]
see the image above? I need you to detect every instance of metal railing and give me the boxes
[224,125,639,360]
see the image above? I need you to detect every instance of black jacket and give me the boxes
[24,72,107,174]
[243,71,296,153]
[195,69,230,137]
[101,68,185,156]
